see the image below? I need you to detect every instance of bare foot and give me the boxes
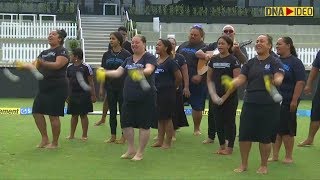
[104,136,116,143]
[94,120,105,126]
[115,136,126,144]
[153,136,159,140]
[256,166,268,174]
[215,148,226,155]
[36,141,49,148]
[81,137,88,141]
[151,142,162,147]
[120,151,136,159]
[268,157,279,162]
[202,138,214,144]
[193,131,202,136]
[131,153,143,161]
[282,158,293,164]
[297,140,313,147]
[45,143,58,149]
[172,137,176,142]
[161,143,171,149]
[234,165,247,173]
[217,148,232,155]
[66,136,75,140]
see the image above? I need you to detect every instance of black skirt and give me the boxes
[120,93,157,129]
[239,102,280,144]
[67,92,93,115]
[32,85,68,116]
[278,103,297,136]
[156,87,176,121]
[173,88,189,129]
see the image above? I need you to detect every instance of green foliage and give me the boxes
[68,39,79,50]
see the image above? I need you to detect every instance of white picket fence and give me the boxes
[1,43,319,67]
[2,43,50,62]
[0,22,77,39]
[147,45,319,67]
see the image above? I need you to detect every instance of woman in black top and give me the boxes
[96,34,157,161]
[207,35,241,155]
[100,32,131,144]
[151,39,182,149]
[168,37,190,141]
[20,29,70,149]
[268,37,305,164]
[226,35,284,174]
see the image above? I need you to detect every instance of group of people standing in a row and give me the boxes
[19,24,320,174]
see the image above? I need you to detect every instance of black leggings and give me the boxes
[212,96,238,148]
[207,98,216,140]
[107,88,123,135]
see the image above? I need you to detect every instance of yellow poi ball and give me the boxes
[264,75,271,93]
[130,70,142,81]
[96,67,106,83]
[221,75,233,90]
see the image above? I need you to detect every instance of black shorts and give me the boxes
[311,93,320,121]
[278,103,297,136]
[239,102,280,144]
[67,92,93,115]
[121,94,157,129]
[32,86,68,116]
[157,87,176,121]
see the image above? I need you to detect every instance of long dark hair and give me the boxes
[56,29,67,45]
[158,39,173,56]
[263,34,273,53]
[217,35,233,54]
[110,31,124,46]
[281,36,297,57]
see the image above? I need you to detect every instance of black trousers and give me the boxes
[212,96,238,148]
[207,98,216,140]
[107,88,123,135]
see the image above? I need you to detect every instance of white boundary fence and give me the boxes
[2,44,319,67]
[0,22,77,39]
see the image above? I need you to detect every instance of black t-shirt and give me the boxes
[208,54,240,97]
[155,57,179,89]
[108,40,133,55]
[37,46,69,91]
[121,52,157,102]
[241,55,285,104]
[279,55,306,104]
[177,41,206,79]
[101,49,131,90]
[67,63,93,94]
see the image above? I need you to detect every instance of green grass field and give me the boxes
[1,99,320,179]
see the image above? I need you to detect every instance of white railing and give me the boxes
[2,44,319,67]
[0,22,77,39]
[146,45,319,67]
[77,4,86,62]
[125,11,137,39]
[2,43,50,62]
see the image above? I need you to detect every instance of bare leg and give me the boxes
[269,135,282,162]
[234,141,251,173]
[152,121,164,147]
[95,96,109,126]
[257,143,271,174]
[298,121,319,147]
[46,116,61,149]
[132,128,150,161]
[192,110,202,135]
[80,114,89,141]
[172,130,176,141]
[33,113,49,148]
[121,127,136,159]
[162,119,174,149]
[282,135,294,164]
[66,115,78,139]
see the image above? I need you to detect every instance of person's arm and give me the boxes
[273,72,284,86]
[304,67,319,95]
[195,49,208,59]
[290,81,305,112]
[181,64,190,97]
[39,56,68,70]
[105,66,125,78]
[207,67,217,99]
[174,69,182,89]
[88,75,97,103]
[221,68,241,102]
[231,74,247,88]
[233,44,248,64]
[143,63,156,77]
